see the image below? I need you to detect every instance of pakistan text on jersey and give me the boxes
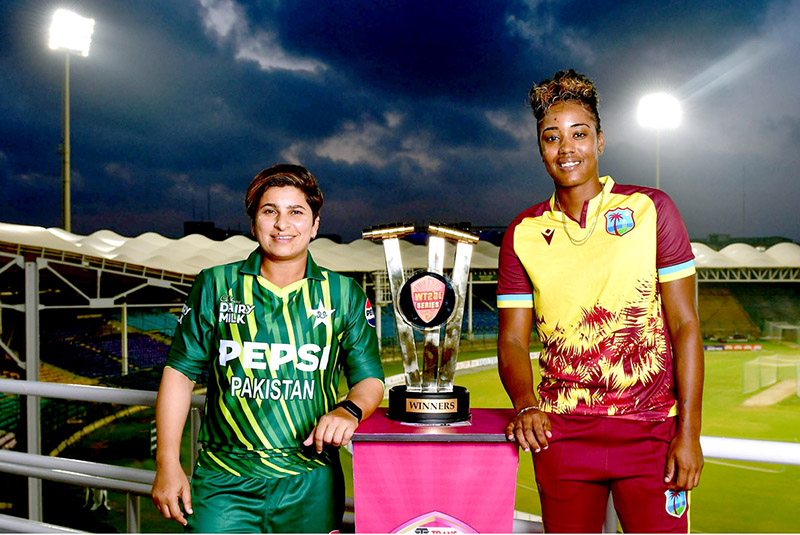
[219,340,332,371]
[230,376,316,400]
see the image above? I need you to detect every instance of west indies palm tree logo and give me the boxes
[605,207,635,236]
[665,490,687,518]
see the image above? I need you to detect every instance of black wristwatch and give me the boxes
[335,400,362,422]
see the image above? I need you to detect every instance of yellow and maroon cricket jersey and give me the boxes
[497,176,695,420]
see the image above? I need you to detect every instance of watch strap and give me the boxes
[335,400,362,422]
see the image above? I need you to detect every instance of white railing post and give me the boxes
[122,302,129,376]
[126,493,140,533]
[25,258,42,522]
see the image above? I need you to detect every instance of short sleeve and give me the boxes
[339,279,385,388]
[653,192,695,283]
[166,270,217,381]
[497,217,534,308]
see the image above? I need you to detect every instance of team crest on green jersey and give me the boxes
[308,299,335,328]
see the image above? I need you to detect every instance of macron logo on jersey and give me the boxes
[218,340,331,371]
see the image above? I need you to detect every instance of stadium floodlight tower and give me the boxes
[637,93,681,190]
[48,8,95,232]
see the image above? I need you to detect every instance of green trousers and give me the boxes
[186,457,344,533]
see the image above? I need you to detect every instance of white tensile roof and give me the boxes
[1,222,799,277]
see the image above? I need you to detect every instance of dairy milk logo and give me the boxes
[218,340,331,371]
[218,295,255,325]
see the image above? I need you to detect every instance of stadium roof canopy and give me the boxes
[0,223,800,294]
[0,223,800,276]
[2,222,800,278]
[0,222,508,275]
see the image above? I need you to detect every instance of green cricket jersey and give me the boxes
[166,248,384,478]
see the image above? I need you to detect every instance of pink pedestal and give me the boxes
[352,408,519,534]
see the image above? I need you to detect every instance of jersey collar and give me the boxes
[548,175,615,225]
[240,248,325,281]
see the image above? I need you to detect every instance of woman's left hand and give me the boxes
[664,430,703,490]
[303,407,359,454]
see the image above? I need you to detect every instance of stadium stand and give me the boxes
[0,396,19,435]
[728,283,800,333]
[40,337,120,379]
[96,334,169,370]
[38,363,99,385]
[124,310,178,338]
[698,286,762,340]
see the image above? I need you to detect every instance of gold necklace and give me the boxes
[555,184,606,246]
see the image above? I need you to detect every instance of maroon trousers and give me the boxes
[532,413,689,533]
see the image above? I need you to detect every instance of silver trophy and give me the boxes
[362,223,478,424]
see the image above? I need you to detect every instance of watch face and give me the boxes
[397,271,456,329]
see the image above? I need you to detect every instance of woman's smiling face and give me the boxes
[252,185,319,264]
[538,100,605,191]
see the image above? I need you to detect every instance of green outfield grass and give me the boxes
[48,342,800,533]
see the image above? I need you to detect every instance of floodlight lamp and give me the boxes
[637,93,682,130]
[49,9,95,57]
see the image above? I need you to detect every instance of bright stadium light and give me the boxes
[48,9,95,232]
[637,93,682,190]
[48,9,95,56]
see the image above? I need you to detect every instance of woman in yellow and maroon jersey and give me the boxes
[496,69,704,533]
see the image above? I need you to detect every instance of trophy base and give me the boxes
[387,385,470,425]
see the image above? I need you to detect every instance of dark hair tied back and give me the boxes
[528,69,601,132]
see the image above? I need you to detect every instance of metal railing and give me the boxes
[1,379,799,533]
[0,378,203,533]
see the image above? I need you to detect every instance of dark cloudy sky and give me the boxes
[1,0,798,243]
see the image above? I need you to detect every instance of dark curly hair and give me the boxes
[244,164,323,224]
[528,69,601,135]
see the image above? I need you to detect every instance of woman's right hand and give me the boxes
[151,462,193,526]
[506,407,552,453]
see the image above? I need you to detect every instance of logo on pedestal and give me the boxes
[391,511,478,534]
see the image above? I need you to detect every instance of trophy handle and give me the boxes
[438,240,474,391]
[381,237,422,390]
[421,235,446,392]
